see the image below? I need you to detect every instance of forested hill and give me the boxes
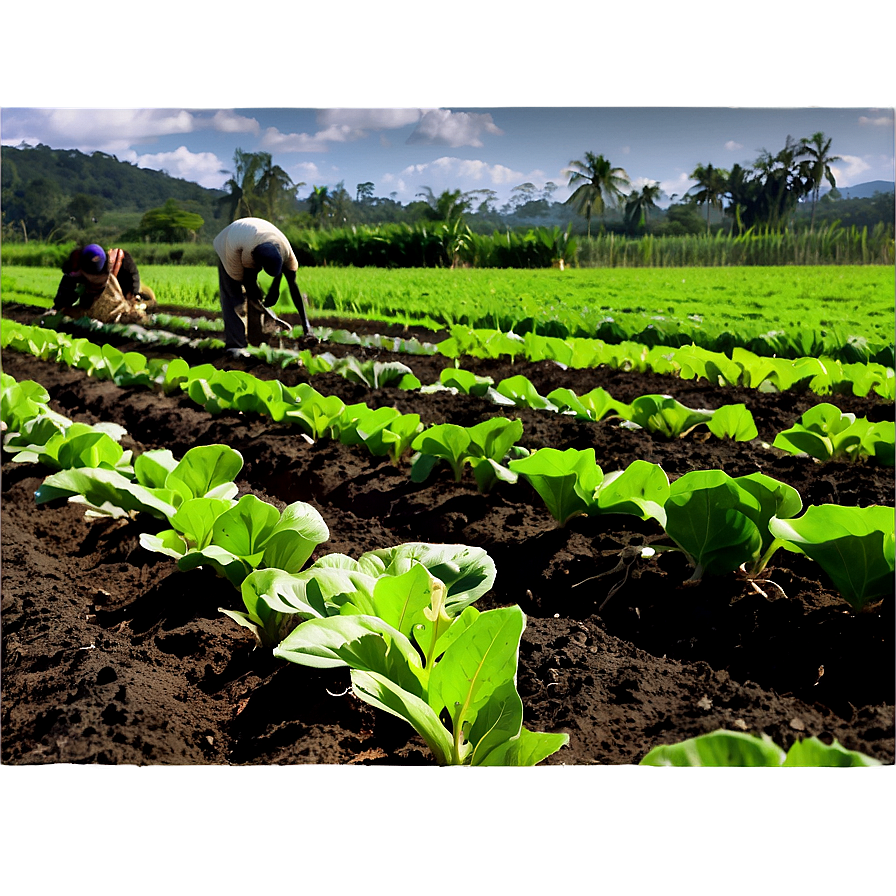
[1,143,227,239]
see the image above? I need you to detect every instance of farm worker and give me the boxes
[213,217,314,357]
[53,244,156,325]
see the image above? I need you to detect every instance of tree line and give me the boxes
[2,135,892,249]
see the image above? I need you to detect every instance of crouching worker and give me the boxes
[53,244,156,324]
[213,217,314,358]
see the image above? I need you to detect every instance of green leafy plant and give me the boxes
[706,403,759,441]
[9,421,133,474]
[661,470,802,581]
[508,447,604,527]
[410,418,525,490]
[773,403,895,465]
[768,504,895,610]
[439,366,494,397]
[141,494,329,587]
[274,568,568,766]
[35,444,243,521]
[640,729,881,767]
[627,394,714,439]
[332,355,421,390]
[547,386,632,422]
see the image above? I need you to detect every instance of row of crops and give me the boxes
[2,352,887,768]
[5,317,894,470]
[4,264,894,364]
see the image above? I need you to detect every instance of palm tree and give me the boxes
[801,131,841,230]
[687,163,729,233]
[563,152,630,238]
[257,156,301,223]
[416,186,477,223]
[307,185,331,229]
[218,148,267,221]
[624,182,663,232]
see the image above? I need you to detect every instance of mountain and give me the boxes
[822,180,894,200]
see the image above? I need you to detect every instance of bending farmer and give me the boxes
[213,217,313,353]
[54,244,156,324]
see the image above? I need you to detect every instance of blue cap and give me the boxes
[80,244,106,274]
[253,242,283,278]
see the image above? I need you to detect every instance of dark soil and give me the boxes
[2,302,893,766]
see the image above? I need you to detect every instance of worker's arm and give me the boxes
[284,270,313,336]
[241,267,265,305]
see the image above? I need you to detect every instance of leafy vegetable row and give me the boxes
[438,327,896,401]
[8,319,892,470]
[2,385,567,767]
[27,310,896,401]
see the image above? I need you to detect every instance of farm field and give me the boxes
[1,276,893,767]
[4,264,895,357]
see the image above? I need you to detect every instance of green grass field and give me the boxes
[3,264,894,349]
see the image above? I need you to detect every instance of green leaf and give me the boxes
[138,528,187,559]
[439,367,494,397]
[706,404,758,442]
[358,543,496,614]
[664,471,765,578]
[166,444,244,502]
[134,448,178,488]
[595,460,670,526]
[35,467,178,521]
[210,494,280,562]
[177,544,250,587]
[350,669,454,766]
[640,730,787,766]
[411,424,471,482]
[508,447,604,526]
[170,497,235,549]
[466,417,524,462]
[261,501,329,573]
[427,606,525,762]
[477,726,570,767]
[274,614,424,694]
[467,678,524,765]
[768,505,895,610]
[496,375,555,410]
[783,737,881,767]
[629,395,713,439]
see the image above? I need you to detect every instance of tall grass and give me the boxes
[576,222,895,267]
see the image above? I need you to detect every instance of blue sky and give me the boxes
[2,5,893,212]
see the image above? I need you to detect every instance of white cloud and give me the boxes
[658,171,694,203]
[207,110,260,135]
[134,146,228,189]
[628,176,661,192]
[317,109,425,131]
[830,154,872,185]
[724,140,744,150]
[259,127,330,152]
[406,109,503,148]
[858,114,892,126]
[0,108,197,155]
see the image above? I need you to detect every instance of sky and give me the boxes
[1,4,893,212]
[2,105,893,209]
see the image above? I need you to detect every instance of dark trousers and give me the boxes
[217,262,265,349]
